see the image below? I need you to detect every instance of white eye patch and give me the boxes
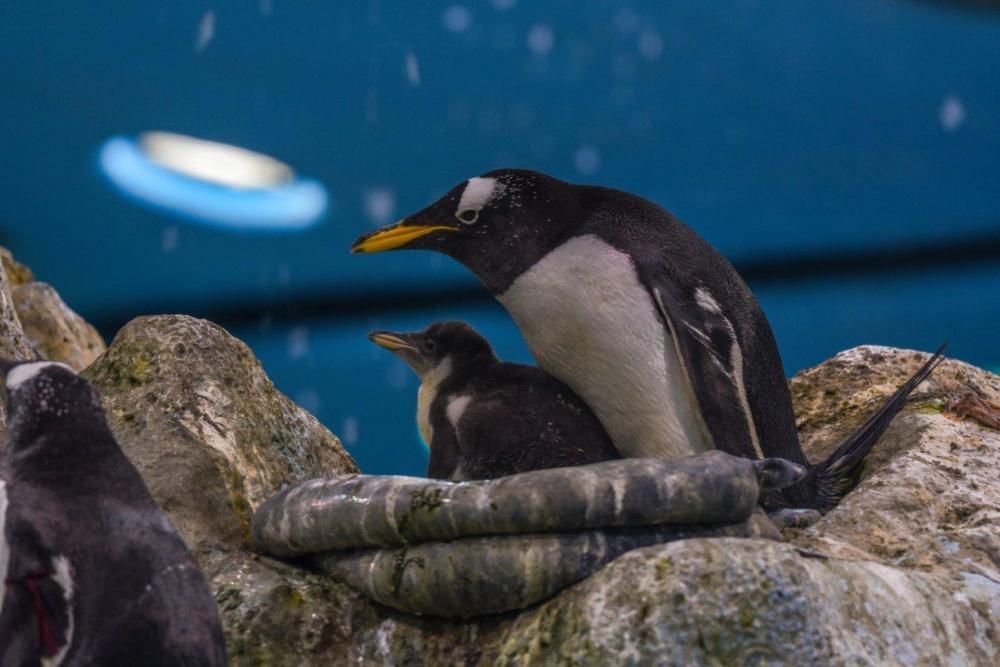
[455,177,504,224]
[5,361,74,389]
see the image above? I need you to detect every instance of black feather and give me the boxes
[804,342,948,512]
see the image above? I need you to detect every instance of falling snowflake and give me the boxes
[341,417,359,445]
[613,8,640,34]
[573,146,601,175]
[637,29,663,61]
[294,389,321,415]
[527,24,554,57]
[939,95,965,133]
[287,326,309,360]
[162,226,179,253]
[490,0,517,10]
[363,187,396,225]
[194,10,215,53]
[404,51,421,87]
[442,6,472,33]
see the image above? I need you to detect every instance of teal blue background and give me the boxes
[1,2,997,474]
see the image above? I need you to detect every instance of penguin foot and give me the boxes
[767,508,821,530]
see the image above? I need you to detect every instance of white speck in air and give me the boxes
[939,95,965,133]
[490,0,517,11]
[573,146,601,175]
[162,226,179,253]
[294,389,321,415]
[386,360,410,390]
[195,10,215,53]
[341,417,359,445]
[527,24,554,56]
[613,8,640,34]
[259,0,273,17]
[442,6,472,33]
[288,327,309,360]
[637,29,663,61]
[363,187,396,225]
[404,51,421,87]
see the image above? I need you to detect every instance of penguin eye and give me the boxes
[457,209,479,224]
[425,339,437,352]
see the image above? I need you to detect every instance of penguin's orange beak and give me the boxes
[351,219,458,254]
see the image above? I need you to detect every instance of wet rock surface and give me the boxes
[1,250,996,665]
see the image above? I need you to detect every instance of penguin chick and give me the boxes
[0,360,227,666]
[353,168,948,511]
[368,321,620,480]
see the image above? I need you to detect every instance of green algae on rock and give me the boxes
[83,314,358,551]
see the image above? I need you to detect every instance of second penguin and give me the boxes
[369,321,620,480]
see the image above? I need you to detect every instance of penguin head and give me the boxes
[352,169,585,293]
[1,359,104,438]
[368,321,496,380]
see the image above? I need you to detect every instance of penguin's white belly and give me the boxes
[415,358,454,449]
[499,235,710,459]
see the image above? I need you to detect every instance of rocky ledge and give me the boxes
[1,248,998,666]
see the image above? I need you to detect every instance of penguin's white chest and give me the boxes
[499,235,710,459]
[415,358,454,448]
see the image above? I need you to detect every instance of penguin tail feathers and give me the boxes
[810,342,948,513]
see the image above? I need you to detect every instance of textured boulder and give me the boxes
[81,314,363,662]
[12,281,106,371]
[0,248,53,434]
[5,259,997,665]
[83,314,357,551]
[787,346,1000,583]
[0,249,34,364]
[212,344,997,665]
[0,246,35,286]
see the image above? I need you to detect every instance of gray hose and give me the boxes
[252,451,802,557]
[313,513,776,618]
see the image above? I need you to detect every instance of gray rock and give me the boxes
[12,281,106,371]
[0,246,35,286]
[343,347,1000,665]
[788,346,1000,585]
[0,248,42,436]
[23,296,996,665]
[0,249,34,364]
[82,315,358,551]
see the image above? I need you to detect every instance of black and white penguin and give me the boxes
[353,169,947,510]
[0,360,227,666]
[368,321,620,480]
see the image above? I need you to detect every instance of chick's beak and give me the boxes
[367,331,418,352]
[351,218,458,254]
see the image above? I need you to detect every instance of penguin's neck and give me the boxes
[497,234,712,459]
[416,357,456,448]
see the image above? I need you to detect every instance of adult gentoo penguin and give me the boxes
[353,169,947,511]
[369,321,620,480]
[0,360,227,666]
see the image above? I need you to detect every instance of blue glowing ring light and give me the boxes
[99,136,328,232]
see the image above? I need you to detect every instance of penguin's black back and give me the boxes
[1,366,227,666]
[576,185,945,509]
[434,360,620,480]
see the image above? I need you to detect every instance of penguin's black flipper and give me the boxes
[0,521,73,666]
[810,342,948,512]
[651,286,764,461]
